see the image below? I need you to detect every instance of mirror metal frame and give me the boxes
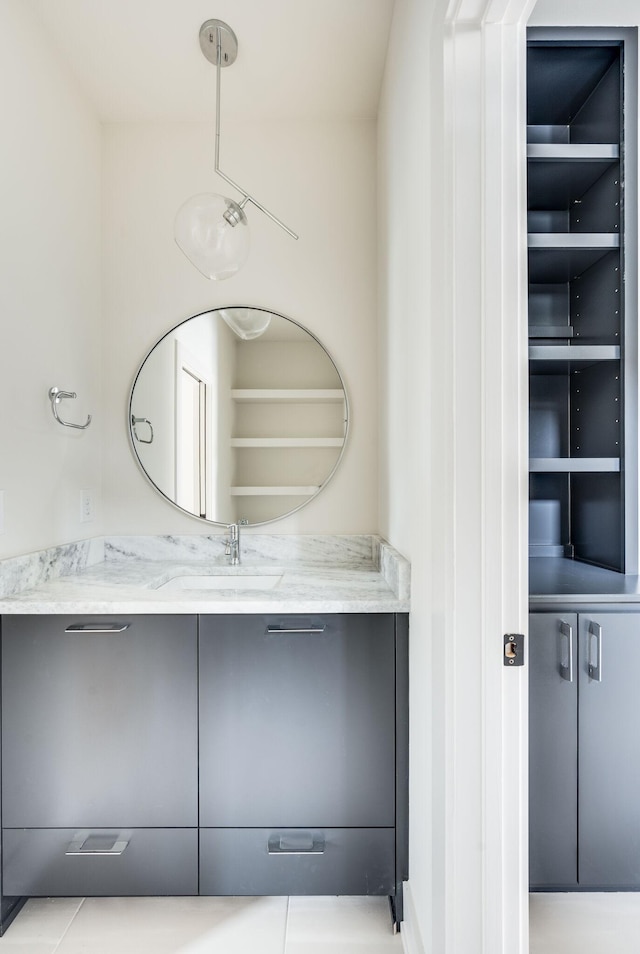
[127,306,350,527]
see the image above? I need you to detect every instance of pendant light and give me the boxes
[175,20,298,280]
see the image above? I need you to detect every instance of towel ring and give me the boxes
[49,387,92,430]
[131,415,154,444]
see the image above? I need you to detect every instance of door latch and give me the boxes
[504,633,524,667]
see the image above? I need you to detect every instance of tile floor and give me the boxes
[0,895,403,954]
[530,892,640,954]
[9,891,639,953]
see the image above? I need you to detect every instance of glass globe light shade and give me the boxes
[220,308,272,340]
[174,193,250,280]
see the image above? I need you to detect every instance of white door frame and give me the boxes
[420,1,535,952]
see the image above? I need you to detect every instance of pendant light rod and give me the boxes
[204,21,298,241]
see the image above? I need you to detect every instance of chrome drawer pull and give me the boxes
[268,833,325,855]
[266,626,326,635]
[65,833,129,856]
[64,623,130,633]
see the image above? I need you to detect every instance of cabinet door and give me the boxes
[199,614,396,827]
[578,612,640,887]
[529,612,578,888]
[2,615,198,828]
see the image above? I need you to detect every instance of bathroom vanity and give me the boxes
[0,537,409,934]
[0,303,408,933]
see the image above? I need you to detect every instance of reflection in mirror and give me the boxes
[129,308,348,526]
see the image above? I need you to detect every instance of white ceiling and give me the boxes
[32,0,396,122]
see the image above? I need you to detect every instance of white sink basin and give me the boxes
[158,573,283,592]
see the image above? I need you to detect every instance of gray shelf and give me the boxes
[528,146,619,211]
[529,557,640,603]
[530,457,620,473]
[527,144,619,160]
[529,344,620,372]
[528,233,619,248]
[528,246,619,283]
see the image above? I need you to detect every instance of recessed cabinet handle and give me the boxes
[266,626,326,635]
[559,620,574,683]
[64,623,131,633]
[65,833,129,857]
[268,833,325,855]
[588,621,603,682]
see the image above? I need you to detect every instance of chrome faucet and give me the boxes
[225,523,240,565]
[225,519,248,565]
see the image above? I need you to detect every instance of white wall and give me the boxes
[378,0,443,950]
[380,2,531,951]
[0,0,103,559]
[102,119,379,533]
[530,0,640,25]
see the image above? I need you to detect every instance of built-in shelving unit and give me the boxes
[527,34,637,572]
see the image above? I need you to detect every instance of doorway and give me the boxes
[175,343,213,519]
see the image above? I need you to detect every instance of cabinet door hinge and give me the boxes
[504,633,525,667]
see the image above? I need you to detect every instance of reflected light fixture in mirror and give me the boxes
[220,308,271,340]
[174,20,298,281]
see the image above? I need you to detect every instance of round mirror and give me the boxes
[129,307,348,526]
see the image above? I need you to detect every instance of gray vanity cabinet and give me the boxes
[199,613,395,827]
[0,611,408,920]
[198,613,405,901]
[530,610,640,889]
[1,615,198,896]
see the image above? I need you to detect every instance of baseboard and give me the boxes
[401,882,426,954]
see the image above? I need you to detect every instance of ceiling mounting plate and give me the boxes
[199,20,238,67]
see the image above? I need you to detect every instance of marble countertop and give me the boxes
[0,536,410,615]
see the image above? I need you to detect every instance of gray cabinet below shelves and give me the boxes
[578,613,640,886]
[530,609,640,890]
[529,612,578,888]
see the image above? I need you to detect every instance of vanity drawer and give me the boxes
[199,827,395,896]
[2,828,198,897]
